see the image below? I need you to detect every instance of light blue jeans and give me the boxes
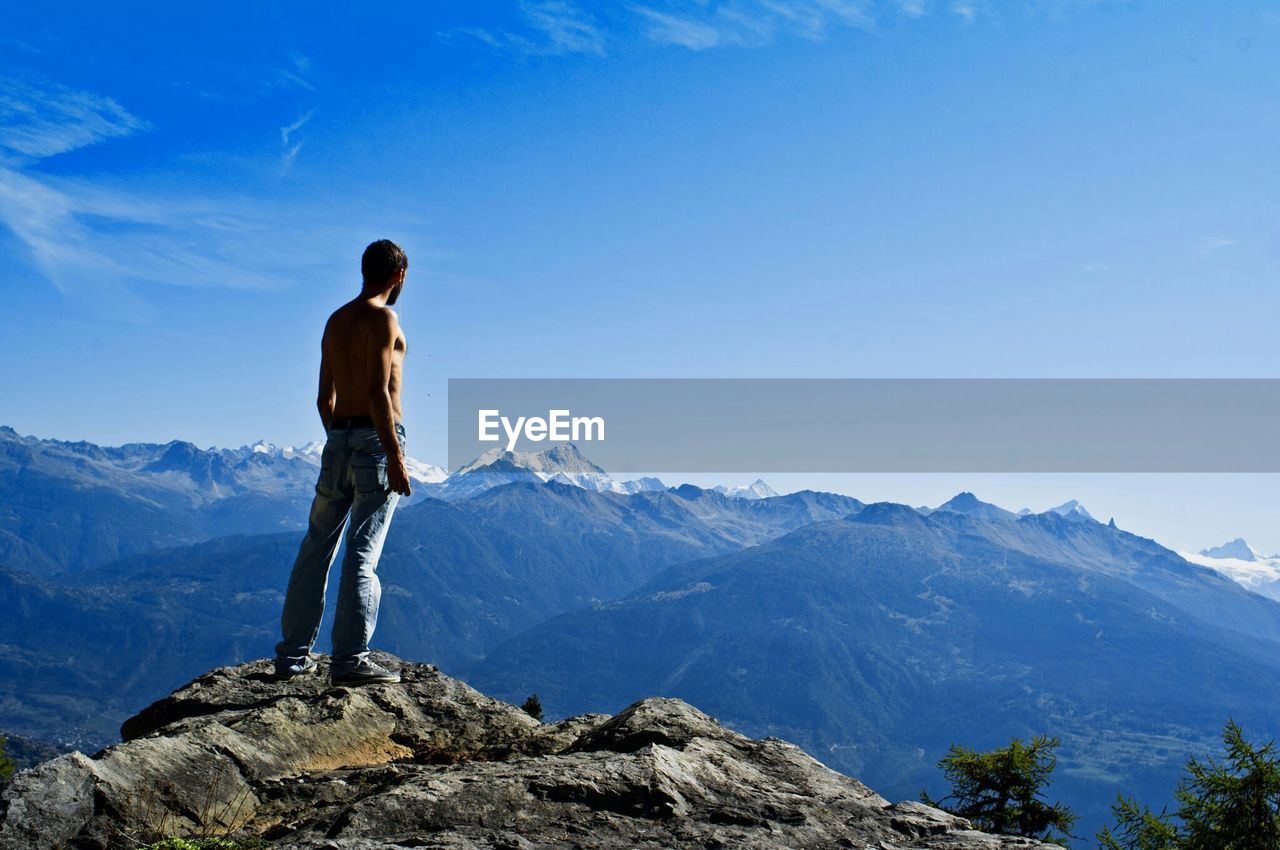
[275,423,404,676]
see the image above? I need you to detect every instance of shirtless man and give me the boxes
[273,239,413,685]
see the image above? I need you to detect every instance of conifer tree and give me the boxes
[922,735,1077,846]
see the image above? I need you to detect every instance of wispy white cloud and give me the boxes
[949,0,998,22]
[280,110,314,147]
[950,0,978,22]
[633,7,730,49]
[452,26,517,51]
[632,0,877,50]
[755,0,830,39]
[521,1,606,55]
[269,51,316,91]
[1198,236,1238,253]
[279,110,314,172]
[0,166,304,294]
[281,142,304,172]
[0,77,147,161]
[446,1,606,57]
[791,0,876,34]
[0,160,430,305]
[0,76,381,300]
[448,0,1057,57]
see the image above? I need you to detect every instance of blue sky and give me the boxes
[1,1,1277,552]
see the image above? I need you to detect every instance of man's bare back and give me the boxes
[323,302,407,421]
[316,257,412,495]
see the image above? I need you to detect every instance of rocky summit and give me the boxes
[0,655,1048,849]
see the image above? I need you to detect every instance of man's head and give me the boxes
[361,239,408,304]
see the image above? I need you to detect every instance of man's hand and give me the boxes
[388,461,413,497]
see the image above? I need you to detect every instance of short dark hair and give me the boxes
[361,239,408,285]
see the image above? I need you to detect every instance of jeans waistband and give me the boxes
[328,416,405,435]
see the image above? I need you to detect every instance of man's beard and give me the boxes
[387,282,403,305]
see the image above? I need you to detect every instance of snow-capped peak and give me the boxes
[619,476,666,494]
[1199,538,1263,562]
[442,444,666,498]
[456,443,606,478]
[403,457,449,484]
[1046,500,1096,523]
[1181,544,1280,603]
[712,479,779,500]
[928,492,1015,520]
[247,438,445,484]
[281,441,325,463]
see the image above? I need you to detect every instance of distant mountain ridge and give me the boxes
[921,491,1018,521]
[712,479,779,500]
[246,437,448,483]
[0,426,319,575]
[1199,537,1266,561]
[1046,499,1096,522]
[0,425,456,577]
[0,429,677,576]
[1183,537,1280,602]
[0,423,1124,580]
[430,443,666,501]
[0,476,865,747]
[464,497,1280,840]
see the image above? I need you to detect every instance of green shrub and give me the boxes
[521,693,544,721]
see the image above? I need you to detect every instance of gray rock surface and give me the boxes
[0,654,1050,849]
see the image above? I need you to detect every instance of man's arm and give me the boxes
[365,310,411,496]
[316,336,336,430]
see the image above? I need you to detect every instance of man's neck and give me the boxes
[358,288,392,308]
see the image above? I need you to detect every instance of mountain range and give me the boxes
[0,425,321,576]
[0,471,861,749]
[3,425,1279,845]
[461,496,1280,838]
[0,428,702,579]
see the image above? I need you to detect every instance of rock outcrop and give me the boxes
[0,654,1049,849]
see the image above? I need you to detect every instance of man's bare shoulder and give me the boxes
[331,302,397,347]
[325,301,398,328]
[364,304,399,335]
